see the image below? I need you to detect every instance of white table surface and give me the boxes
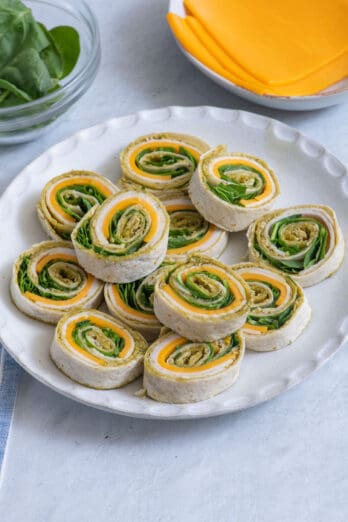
[1,1,348,520]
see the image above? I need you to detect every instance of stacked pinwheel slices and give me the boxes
[11,132,344,403]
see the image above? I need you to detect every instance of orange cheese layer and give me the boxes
[166,203,216,254]
[111,285,157,321]
[128,140,201,181]
[184,0,348,85]
[243,323,268,333]
[25,254,95,305]
[167,12,348,96]
[102,197,158,243]
[157,336,239,373]
[212,158,274,206]
[65,315,133,365]
[240,272,288,306]
[163,266,244,314]
[35,252,77,272]
[48,176,114,224]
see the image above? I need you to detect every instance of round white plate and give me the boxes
[168,0,348,111]
[1,106,348,419]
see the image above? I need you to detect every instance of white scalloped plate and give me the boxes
[1,106,348,419]
[168,0,348,111]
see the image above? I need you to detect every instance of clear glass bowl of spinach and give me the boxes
[0,0,100,144]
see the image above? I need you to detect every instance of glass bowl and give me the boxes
[0,0,101,144]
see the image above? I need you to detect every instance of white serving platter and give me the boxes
[0,106,347,419]
[168,0,348,111]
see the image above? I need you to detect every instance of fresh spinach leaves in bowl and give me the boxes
[0,0,80,108]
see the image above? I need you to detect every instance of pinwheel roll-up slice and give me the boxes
[233,262,311,351]
[71,190,170,283]
[11,241,104,324]
[189,146,280,231]
[37,171,118,240]
[144,330,245,403]
[50,309,148,389]
[104,261,176,341]
[247,205,344,287]
[120,132,210,193]
[163,192,228,258]
[154,254,250,341]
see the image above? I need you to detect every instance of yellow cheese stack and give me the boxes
[167,0,348,96]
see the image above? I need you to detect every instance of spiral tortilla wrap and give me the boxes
[50,309,148,389]
[144,330,245,403]
[37,171,117,239]
[154,254,250,341]
[189,146,280,231]
[120,132,210,193]
[233,262,311,351]
[247,205,344,287]
[71,190,170,283]
[11,241,104,324]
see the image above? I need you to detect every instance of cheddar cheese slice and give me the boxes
[184,0,348,86]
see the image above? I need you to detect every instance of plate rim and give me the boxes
[1,104,348,420]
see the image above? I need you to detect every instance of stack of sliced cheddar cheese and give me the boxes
[167,0,348,96]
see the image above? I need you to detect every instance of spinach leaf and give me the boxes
[117,281,142,310]
[248,305,294,330]
[208,181,247,205]
[0,0,34,69]
[38,22,63,79]
[25,19,51,53]
[0,78,32,102]
[1,47,57,98]
[49,26,80,78]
